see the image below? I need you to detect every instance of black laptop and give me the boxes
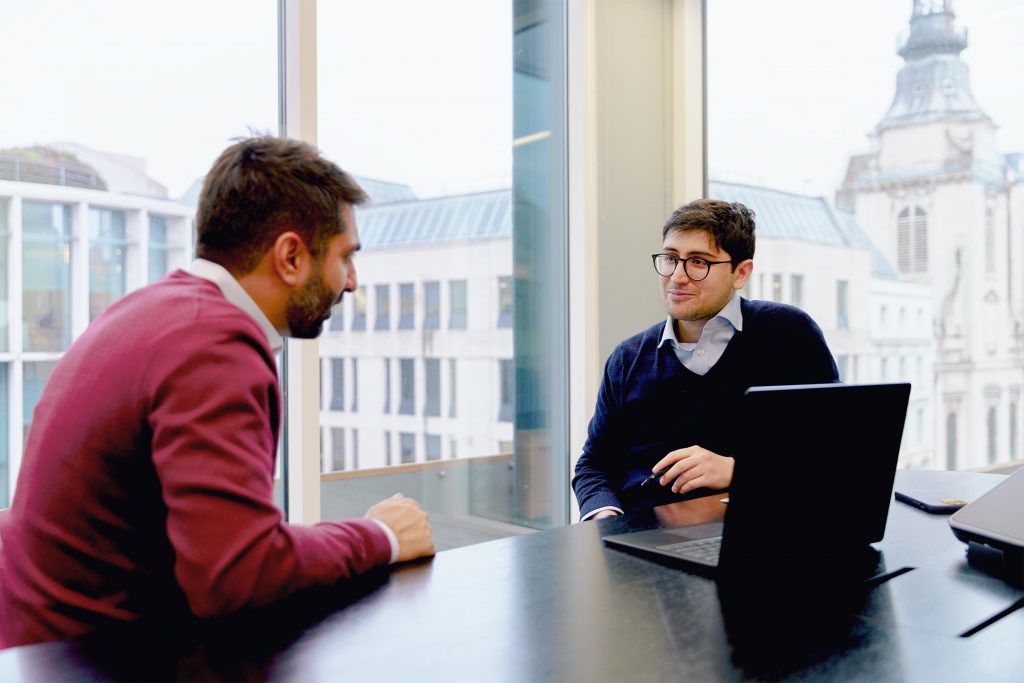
[603,382,911,577]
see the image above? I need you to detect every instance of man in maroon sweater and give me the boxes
[0,137,435,648]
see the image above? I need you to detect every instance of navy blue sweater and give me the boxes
[573,298,839,519]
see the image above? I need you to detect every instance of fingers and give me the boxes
[673,473,707,495]
[652,446,695,474]
[660,454,702,486]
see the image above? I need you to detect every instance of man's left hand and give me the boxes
[652,446,734,495]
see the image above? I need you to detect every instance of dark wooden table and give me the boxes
[2,469,1022,681]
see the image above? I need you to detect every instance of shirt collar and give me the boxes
[188,259,285,355]
[658,292,744,347]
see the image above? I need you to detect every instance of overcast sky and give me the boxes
[0,0,1020,201]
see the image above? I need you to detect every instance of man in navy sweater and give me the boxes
[573,199,838,521]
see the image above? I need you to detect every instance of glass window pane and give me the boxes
[88,207,129,320]
[449,279,467,329]
[374,284,390,330]
[708,0,1024,471]
[398,283,414,330]
[423,281,440,330]
[399,358,415,416]
[399,432,416,464]
[352,286,367,331]
[23,361,58,442]
[3,1,277,508]
[0,363,8,507]
[425,434,441,461]
[21,202,73,352]
[424,358,440,417]
[330,358,344,411]
[316,0,568,547]
[497,276,513,328]
[0,201,7,353]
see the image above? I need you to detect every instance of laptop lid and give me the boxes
[949,467,1024,551]
[604,382,911,576]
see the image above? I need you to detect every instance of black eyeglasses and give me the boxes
[651,253,732,281]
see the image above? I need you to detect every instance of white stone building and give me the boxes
[0,145,194,506]
[837,0,1024,469]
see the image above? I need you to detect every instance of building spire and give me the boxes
[899,0,967,60]
[875,0,987,132]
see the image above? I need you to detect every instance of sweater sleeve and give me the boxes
[147,327,391,619]
[572,350,628,519]
[794,311,840,383]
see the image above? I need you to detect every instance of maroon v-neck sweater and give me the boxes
[0,271,390,648]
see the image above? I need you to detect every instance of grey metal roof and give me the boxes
[356,189,510,249]
[355,177,417,205]
[709,180,899,279]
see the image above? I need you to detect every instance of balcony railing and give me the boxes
[0,155,106,191]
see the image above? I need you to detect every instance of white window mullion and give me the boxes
[281,0,321,524]
[7,196,23,504]
[72,201,89,339]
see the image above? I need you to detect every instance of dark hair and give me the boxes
[662,198,756,265]
[195,136,368,274]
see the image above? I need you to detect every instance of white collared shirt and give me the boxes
[188,259,285,355]
[658,292,744,375]
[185,259,400,563]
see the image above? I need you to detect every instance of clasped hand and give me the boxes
[652,446,734,495]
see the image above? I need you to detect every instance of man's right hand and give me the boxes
[365,494,436,563]
[592,510,620,520]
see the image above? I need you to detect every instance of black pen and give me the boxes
[640,467,670,487]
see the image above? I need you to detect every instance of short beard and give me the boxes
[286,266,337,339]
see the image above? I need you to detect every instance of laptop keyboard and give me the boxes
[656,536,722,565]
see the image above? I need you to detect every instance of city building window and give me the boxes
[351,358,359,412]
[329,302,344,331]
[771,274,782,303]
[148,215,174,284]
[836,355,848,382]
[425,434,441,461]
[351,428,359,470]
[384,431,392,467]
[375,284,391,330]
[424,358,441,417]
[946,411,958,470]
[330,427,346,472]
[880,357,888,382]
[423,281,440,330]
[897,206,928,273]
[383,358,391,414]
[330,359,344,411]
[0,202,7,353]
[987,405,998,464]
[449,437,458,460]
[498,276,513,328]
[400,432,416,464]
[449,359,457,418]
[22,361,57,442]
[836,280,849,330]
[1010,401,1018,461]
[88,207,130,322]
[22,202,73,352]
[398,283,414,330]
[498,359,514,422]
[399,358,415,415]
[449,279,467,329]
[789,274,803,308]
[352,286,367,331]
[0,363,8,507]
